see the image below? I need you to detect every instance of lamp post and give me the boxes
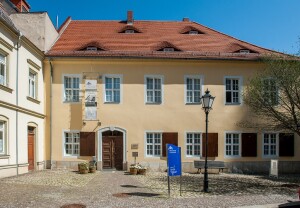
[201,89,215,193]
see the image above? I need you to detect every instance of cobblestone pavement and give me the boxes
[0,170,298,208]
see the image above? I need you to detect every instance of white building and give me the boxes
[0,0,57,177]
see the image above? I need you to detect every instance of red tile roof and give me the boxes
[47,19,281,60]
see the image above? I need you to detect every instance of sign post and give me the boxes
[167,144,182,197]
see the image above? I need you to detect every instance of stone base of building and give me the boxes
[48,160,300,174]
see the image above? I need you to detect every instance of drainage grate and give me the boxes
[61,204,86,208]
[112,193,132,198]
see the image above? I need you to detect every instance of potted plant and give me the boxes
[89,160,97,173]
[78,162,89,174]
[137,164,147,175]
[129,164,138,175]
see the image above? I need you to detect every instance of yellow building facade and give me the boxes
[44,58,299,173]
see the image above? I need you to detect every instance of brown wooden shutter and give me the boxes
[279,133,294,156]
[80,132,96,156]
[202,133,218,157]
[162,132,178,157]
[241,133,257,157]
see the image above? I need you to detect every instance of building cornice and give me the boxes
[0,100,45,119]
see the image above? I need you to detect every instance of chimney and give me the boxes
[10,0,30,12]
[127,11,133,25]
[182,17,190,22]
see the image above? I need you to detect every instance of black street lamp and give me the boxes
[201,89,215,193]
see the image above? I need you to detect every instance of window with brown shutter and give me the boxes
[80,132,96,156]
[162,132,178,157]
[202,133,218,157]
[241,133,257,157]
[279,133,294,157]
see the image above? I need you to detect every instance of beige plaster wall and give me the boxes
[44,58,300,169]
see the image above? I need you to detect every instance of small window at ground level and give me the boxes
[225,133,240,157]
[186,133,201,157]
[263,133,277,157]
[64,132,80,156]
[146,133,161,157]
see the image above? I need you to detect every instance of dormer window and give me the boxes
[189,30,199,35]
[119,26,141,34]
[86,47,98,51]
[181,26,204,35]
[125,29,135,34]
[239,49,250,54]
[163,48,175,52]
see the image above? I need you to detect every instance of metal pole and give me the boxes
[203,111,209,192]
[168,176,170,197]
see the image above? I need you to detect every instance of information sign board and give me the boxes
[167,144,181,176]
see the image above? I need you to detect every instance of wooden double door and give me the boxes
[102,136,123,170]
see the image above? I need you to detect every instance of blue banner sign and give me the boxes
[167,144,182,176]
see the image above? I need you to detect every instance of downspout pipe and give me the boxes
[49,59,53,170]
[16,32,23,176]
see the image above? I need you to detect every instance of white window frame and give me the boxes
[103,74,123,103]
[185,132,202,158]
[63,130,80,157]
[239,49,250,54]
[125,29,135,34]
[0,120,7,155]
[0,54,7,86]
[145,131,162,157]
[62,74,81,103]
[144,75,164,104]
[163,48,175,52]
[224,76,243,105]
[189,30,199,35]
[86,47,97,51]
[262,132,279,158]
[262,78,278,106]
[28,69,37,99]
[224,132,241,158]
[184,75,204,104]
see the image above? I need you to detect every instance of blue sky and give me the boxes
[27,0,300,55]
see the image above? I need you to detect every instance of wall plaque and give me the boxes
[131,144,138,149]
[132,152,138,157]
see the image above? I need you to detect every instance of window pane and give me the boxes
[194,79,200,90]
[113,78,120,89]
[194,145,200,156]
[154,91,161,103]
[73,78,79,88]
[226,92,232,103]
[73,90,79,102]
[65,77,71,88]
[105,77,112,89]
[114,90,120,102]
[187,91,193,103]
[155,79,161,90]
[147,91,153,102]
[187,78,192,90]
[0,132,3,152]
[226,79,231,90]
[194,91,201,103]
[106,90,112,102]
[147,78,153,90]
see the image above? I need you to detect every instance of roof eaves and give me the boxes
[0,8,19,34]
